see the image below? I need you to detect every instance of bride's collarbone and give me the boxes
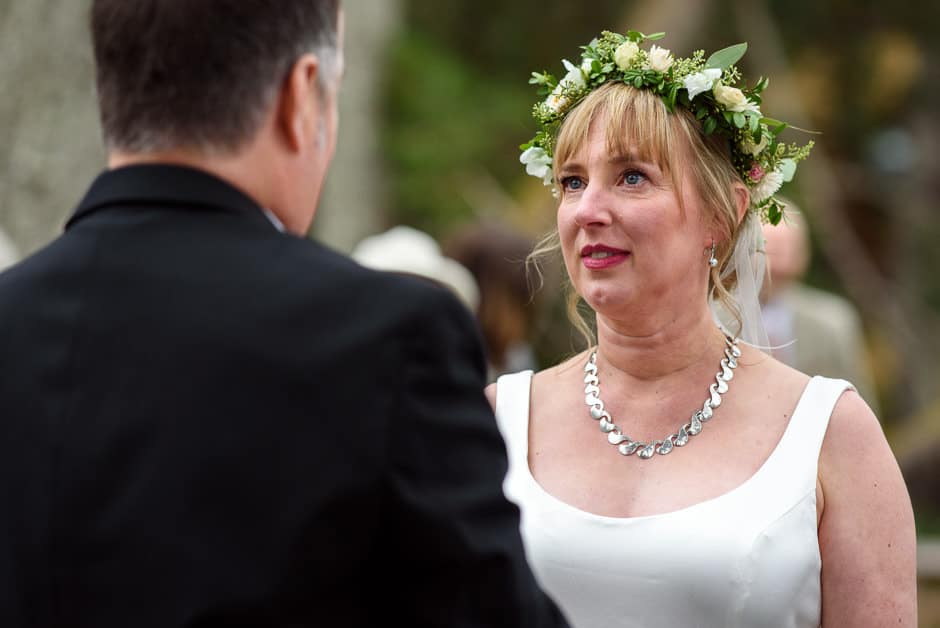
[526,368,801,518]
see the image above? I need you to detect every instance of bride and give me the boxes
[491,29,917,627]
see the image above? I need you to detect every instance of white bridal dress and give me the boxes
[494,372,852,628]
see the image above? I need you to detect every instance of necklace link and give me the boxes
[583,336,740,460]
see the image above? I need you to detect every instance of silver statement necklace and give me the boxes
[583,335,741,459]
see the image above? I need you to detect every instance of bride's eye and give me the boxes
[560,176,585,192]
[622,170,646,186]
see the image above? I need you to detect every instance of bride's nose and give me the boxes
[574,185,613,228]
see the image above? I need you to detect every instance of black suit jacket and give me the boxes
[0,165,567,628]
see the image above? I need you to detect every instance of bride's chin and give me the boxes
[581,288,634,314]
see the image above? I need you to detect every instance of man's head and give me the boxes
[91,0,343,234]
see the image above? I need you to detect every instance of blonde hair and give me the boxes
[528,82,748,350]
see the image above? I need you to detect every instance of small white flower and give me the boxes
[544,91,567,114]
[520,146,554,185]
[683,68,722,100]
[646,45,674,73]
[614,41,640,70]
[750,168,784,204]
[581,58,594,74]
[544,58,587,114]
[561,58,587,89]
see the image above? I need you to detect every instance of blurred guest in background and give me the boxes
[351,224,479,312]
[760,203,880,413]
[445,222,539,380]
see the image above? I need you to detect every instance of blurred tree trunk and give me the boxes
[311,0,403,252]
[0,0,103,256]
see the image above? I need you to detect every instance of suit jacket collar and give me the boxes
[67,164,276,231]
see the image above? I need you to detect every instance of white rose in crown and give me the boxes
[713,84,758,113]
[519,146,554,185]
[560,58,587,89]
[683,68,722,100]
[614,41,640,70]
[646,45,674,72]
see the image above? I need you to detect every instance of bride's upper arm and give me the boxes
[817,389,917,626]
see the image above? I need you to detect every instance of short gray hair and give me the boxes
[91,0,341,154]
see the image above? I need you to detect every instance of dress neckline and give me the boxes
[517,374,822,523]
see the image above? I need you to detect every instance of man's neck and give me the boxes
[107,149,302,235]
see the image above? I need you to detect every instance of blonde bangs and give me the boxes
[554,82,677,177]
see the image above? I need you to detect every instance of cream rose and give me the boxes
[614,41,639,70]
[713,84,758,113]
[646,45,674,73]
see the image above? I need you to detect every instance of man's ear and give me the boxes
[276,53,321,153]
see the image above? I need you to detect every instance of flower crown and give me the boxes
[519,30,814,225]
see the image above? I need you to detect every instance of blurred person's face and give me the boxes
[761,215,809,295]
[555,113,713,322]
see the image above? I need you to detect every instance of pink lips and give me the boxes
[580,244,629,270]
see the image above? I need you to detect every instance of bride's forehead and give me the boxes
[556,89,689,171]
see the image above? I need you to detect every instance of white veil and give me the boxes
[710,211,771,350]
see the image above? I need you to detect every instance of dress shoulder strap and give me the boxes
[766,375,854,494]
[494,370,534,465]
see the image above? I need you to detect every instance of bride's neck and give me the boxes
[594,305,725,382]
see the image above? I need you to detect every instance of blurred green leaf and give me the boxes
[705,43,748,70]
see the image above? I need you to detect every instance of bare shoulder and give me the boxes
[817,384,910,521]
[484,356,581,412]
[818,386,907,500]
[821,387,885,459]
[735,345,811,413]
[529,352,588,407]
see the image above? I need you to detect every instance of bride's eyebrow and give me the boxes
[557,152,660,174]
[555,160,585,175]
